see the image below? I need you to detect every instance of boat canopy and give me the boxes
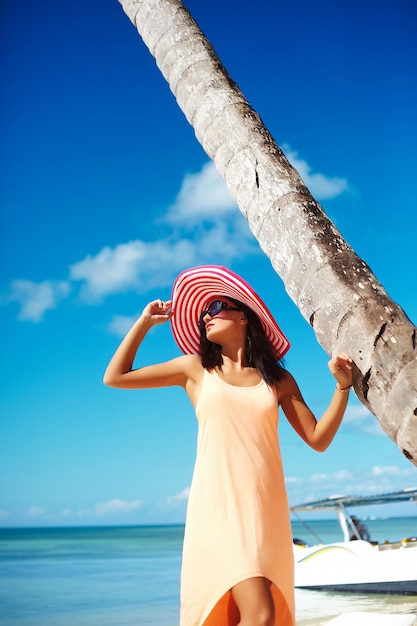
[290,487,417,513]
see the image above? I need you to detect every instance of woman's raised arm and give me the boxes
[103,299,195,390]
[279,353,353,452]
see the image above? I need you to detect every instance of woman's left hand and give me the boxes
[328,353,353,389]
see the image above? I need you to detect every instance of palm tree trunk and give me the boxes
[118,0,417,464]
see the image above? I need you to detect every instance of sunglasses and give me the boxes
[200,300,240,321]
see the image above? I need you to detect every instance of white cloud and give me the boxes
[8,151,346,322]
[283,145,349,200]
[107,314,139,337]
[196,220,258,259]
[166,161,235,223]
[60,508,73,517]
[372,465,404,477]
[309,473,329,483]
[342,404,385,437]
[9,228,258,321]
[94,498,142,516]
[285,476,302,485]
[26,506,46,518]
[334,469,353,481]
[71,225,259,305]
[8,279,71,322]
[344,405,371,421]
[70,239,195,302]
[154,487,190,515]
[166,487,190,506]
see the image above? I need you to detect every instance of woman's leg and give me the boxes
[231,577,275,626]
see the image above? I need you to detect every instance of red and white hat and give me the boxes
[170,265,290,359]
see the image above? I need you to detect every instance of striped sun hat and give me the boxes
[170,265,290,359]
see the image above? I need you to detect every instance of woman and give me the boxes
[104,265,353,626]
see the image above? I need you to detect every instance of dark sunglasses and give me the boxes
[200,300,240,321]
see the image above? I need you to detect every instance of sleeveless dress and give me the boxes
[180,369,295,626]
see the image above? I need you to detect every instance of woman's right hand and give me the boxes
[141,299,173,326]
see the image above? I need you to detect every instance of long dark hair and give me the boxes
[199,297,286,385]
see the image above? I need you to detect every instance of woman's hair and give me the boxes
[199,297,286,385]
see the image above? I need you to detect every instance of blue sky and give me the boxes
[1,0,416,527]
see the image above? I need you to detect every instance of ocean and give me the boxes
[0,518,416,626]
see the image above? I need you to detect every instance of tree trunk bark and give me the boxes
[118,0,417,464]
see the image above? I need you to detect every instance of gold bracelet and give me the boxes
[336,383,351,393]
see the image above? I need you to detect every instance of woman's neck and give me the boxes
[220,346,248,370]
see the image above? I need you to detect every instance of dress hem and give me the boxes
[194,568,293,626]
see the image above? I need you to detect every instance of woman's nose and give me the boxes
[202,311,212,322]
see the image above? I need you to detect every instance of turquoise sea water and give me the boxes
[1,518,416,626]
[0,525,182,625]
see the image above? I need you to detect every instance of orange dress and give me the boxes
[180,369,295,626]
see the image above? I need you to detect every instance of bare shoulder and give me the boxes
[275,369,301,403]
[178,354,204,380]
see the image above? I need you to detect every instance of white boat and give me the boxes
[291,487,417,595]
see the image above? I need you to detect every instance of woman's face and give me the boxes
[200,297,246,343]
